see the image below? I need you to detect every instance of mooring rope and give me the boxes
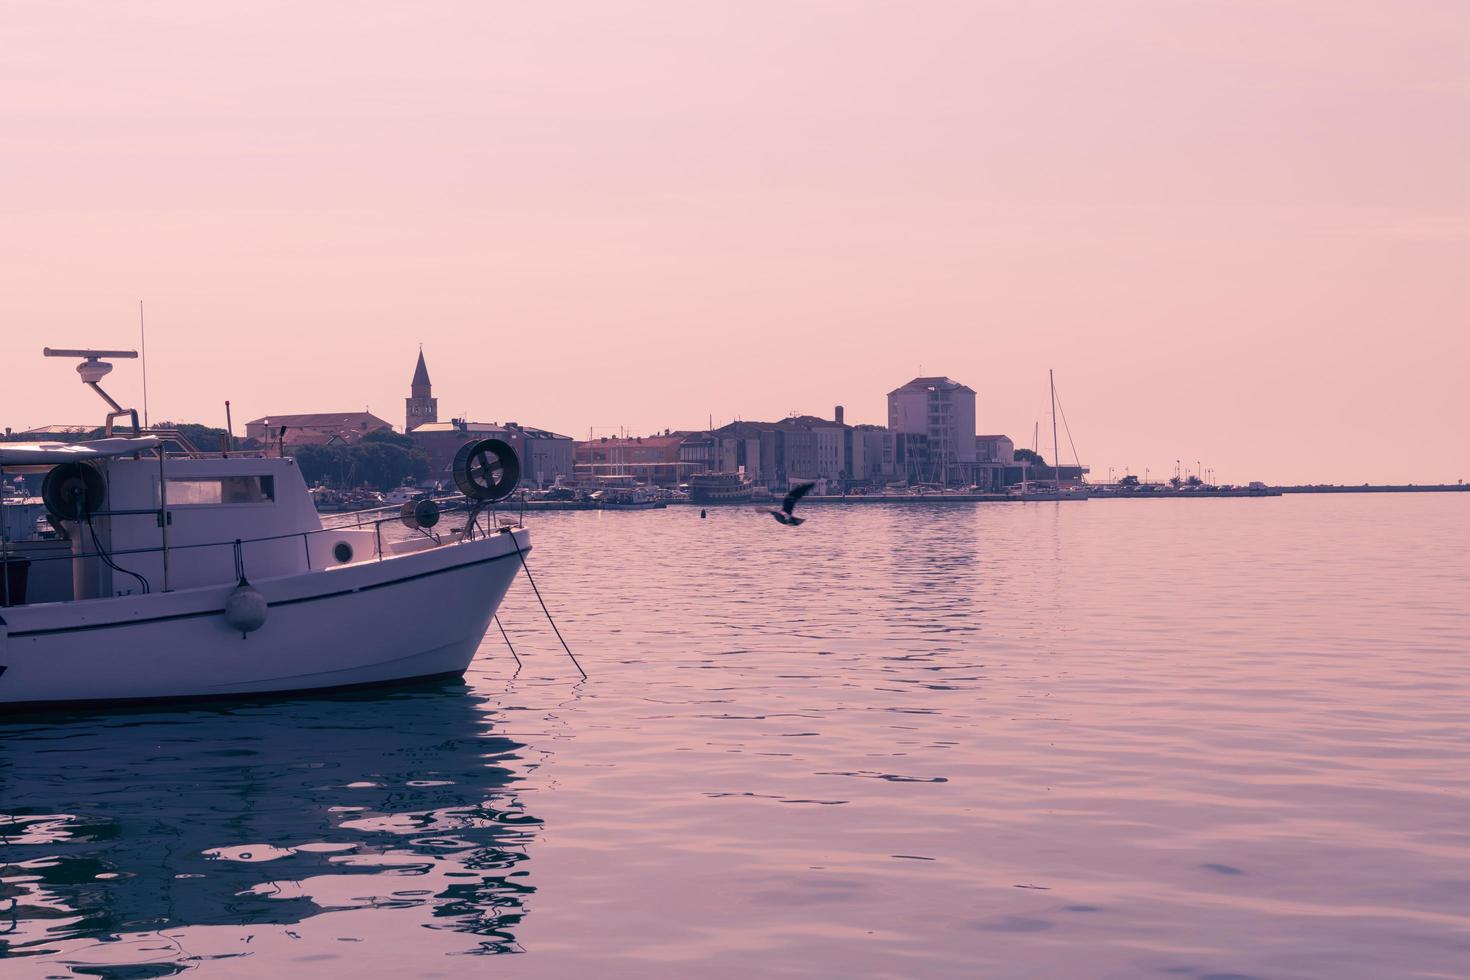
[506,529,586,680]
[493,613,522,669]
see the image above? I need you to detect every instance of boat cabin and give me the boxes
[1,439,378,606]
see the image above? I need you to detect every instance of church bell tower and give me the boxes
[405,348,438,432]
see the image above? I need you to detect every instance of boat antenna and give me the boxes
[139,300,150,429]
[43,347,140,434]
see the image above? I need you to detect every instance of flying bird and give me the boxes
[760,482,816,526]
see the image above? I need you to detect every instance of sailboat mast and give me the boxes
[1049,369,1060,487]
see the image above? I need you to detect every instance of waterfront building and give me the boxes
[973,434,1017,491]
[577,434,686,468]
[674,410,867,490]
[887,377,977,485]
[242,412,393,449]
[766,423,813,488]
[976,434,1015,464]
[405,349,439,432]
[784,413,848,482]
[1054,464,1089,487]
[509,422,576,488]
[882,430,912,482]
[895,432,933,483]
[814,426,844,481]
[715,422,771,483]
[848,424,891,483]
[995,460,1090,489]
[679,424,767,484]
[575,434,696,487]
[410,419,573,488]
[677,433,716,471]
[410,420,503,485]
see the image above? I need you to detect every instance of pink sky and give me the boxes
[3,1,1467,484]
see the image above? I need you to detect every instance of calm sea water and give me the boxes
[2,494,1468,978]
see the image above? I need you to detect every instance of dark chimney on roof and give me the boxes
[834,405,845,425]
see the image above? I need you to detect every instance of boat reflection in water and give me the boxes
[0,679,538,969]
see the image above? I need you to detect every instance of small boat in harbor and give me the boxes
[594,486,664,510]
[0,348,531,708]
[384,484,426,506]
[310,486,345,512]
[340,489,387,511]
[586,474,663,510]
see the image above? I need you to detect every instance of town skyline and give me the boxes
[1,336,1461,488]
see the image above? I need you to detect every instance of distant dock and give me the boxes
[796,488,1275,503]
[793,485,1466,502]
[514,483,1466,513]
[799,493,1079,504]
[1274,484,1468,494]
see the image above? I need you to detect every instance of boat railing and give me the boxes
[316,490,533,531]
[162,449,271,460]
[144,428,274,459]
[316,493,457,529]
[1,492,519,601]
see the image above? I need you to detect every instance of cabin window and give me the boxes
[168,476,276,505]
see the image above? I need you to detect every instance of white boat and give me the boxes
[0,348,531,709]
[384,484,425,506]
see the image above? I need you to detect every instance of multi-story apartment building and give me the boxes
[886,377,977,484]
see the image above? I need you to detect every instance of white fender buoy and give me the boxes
[224,578,268,637]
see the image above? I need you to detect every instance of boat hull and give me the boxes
[0,529,529,707]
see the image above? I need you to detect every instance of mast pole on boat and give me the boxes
[139,301,150,430]
[0,459,9,607]
[156,441,172,592]
[1050,369,1060,489]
